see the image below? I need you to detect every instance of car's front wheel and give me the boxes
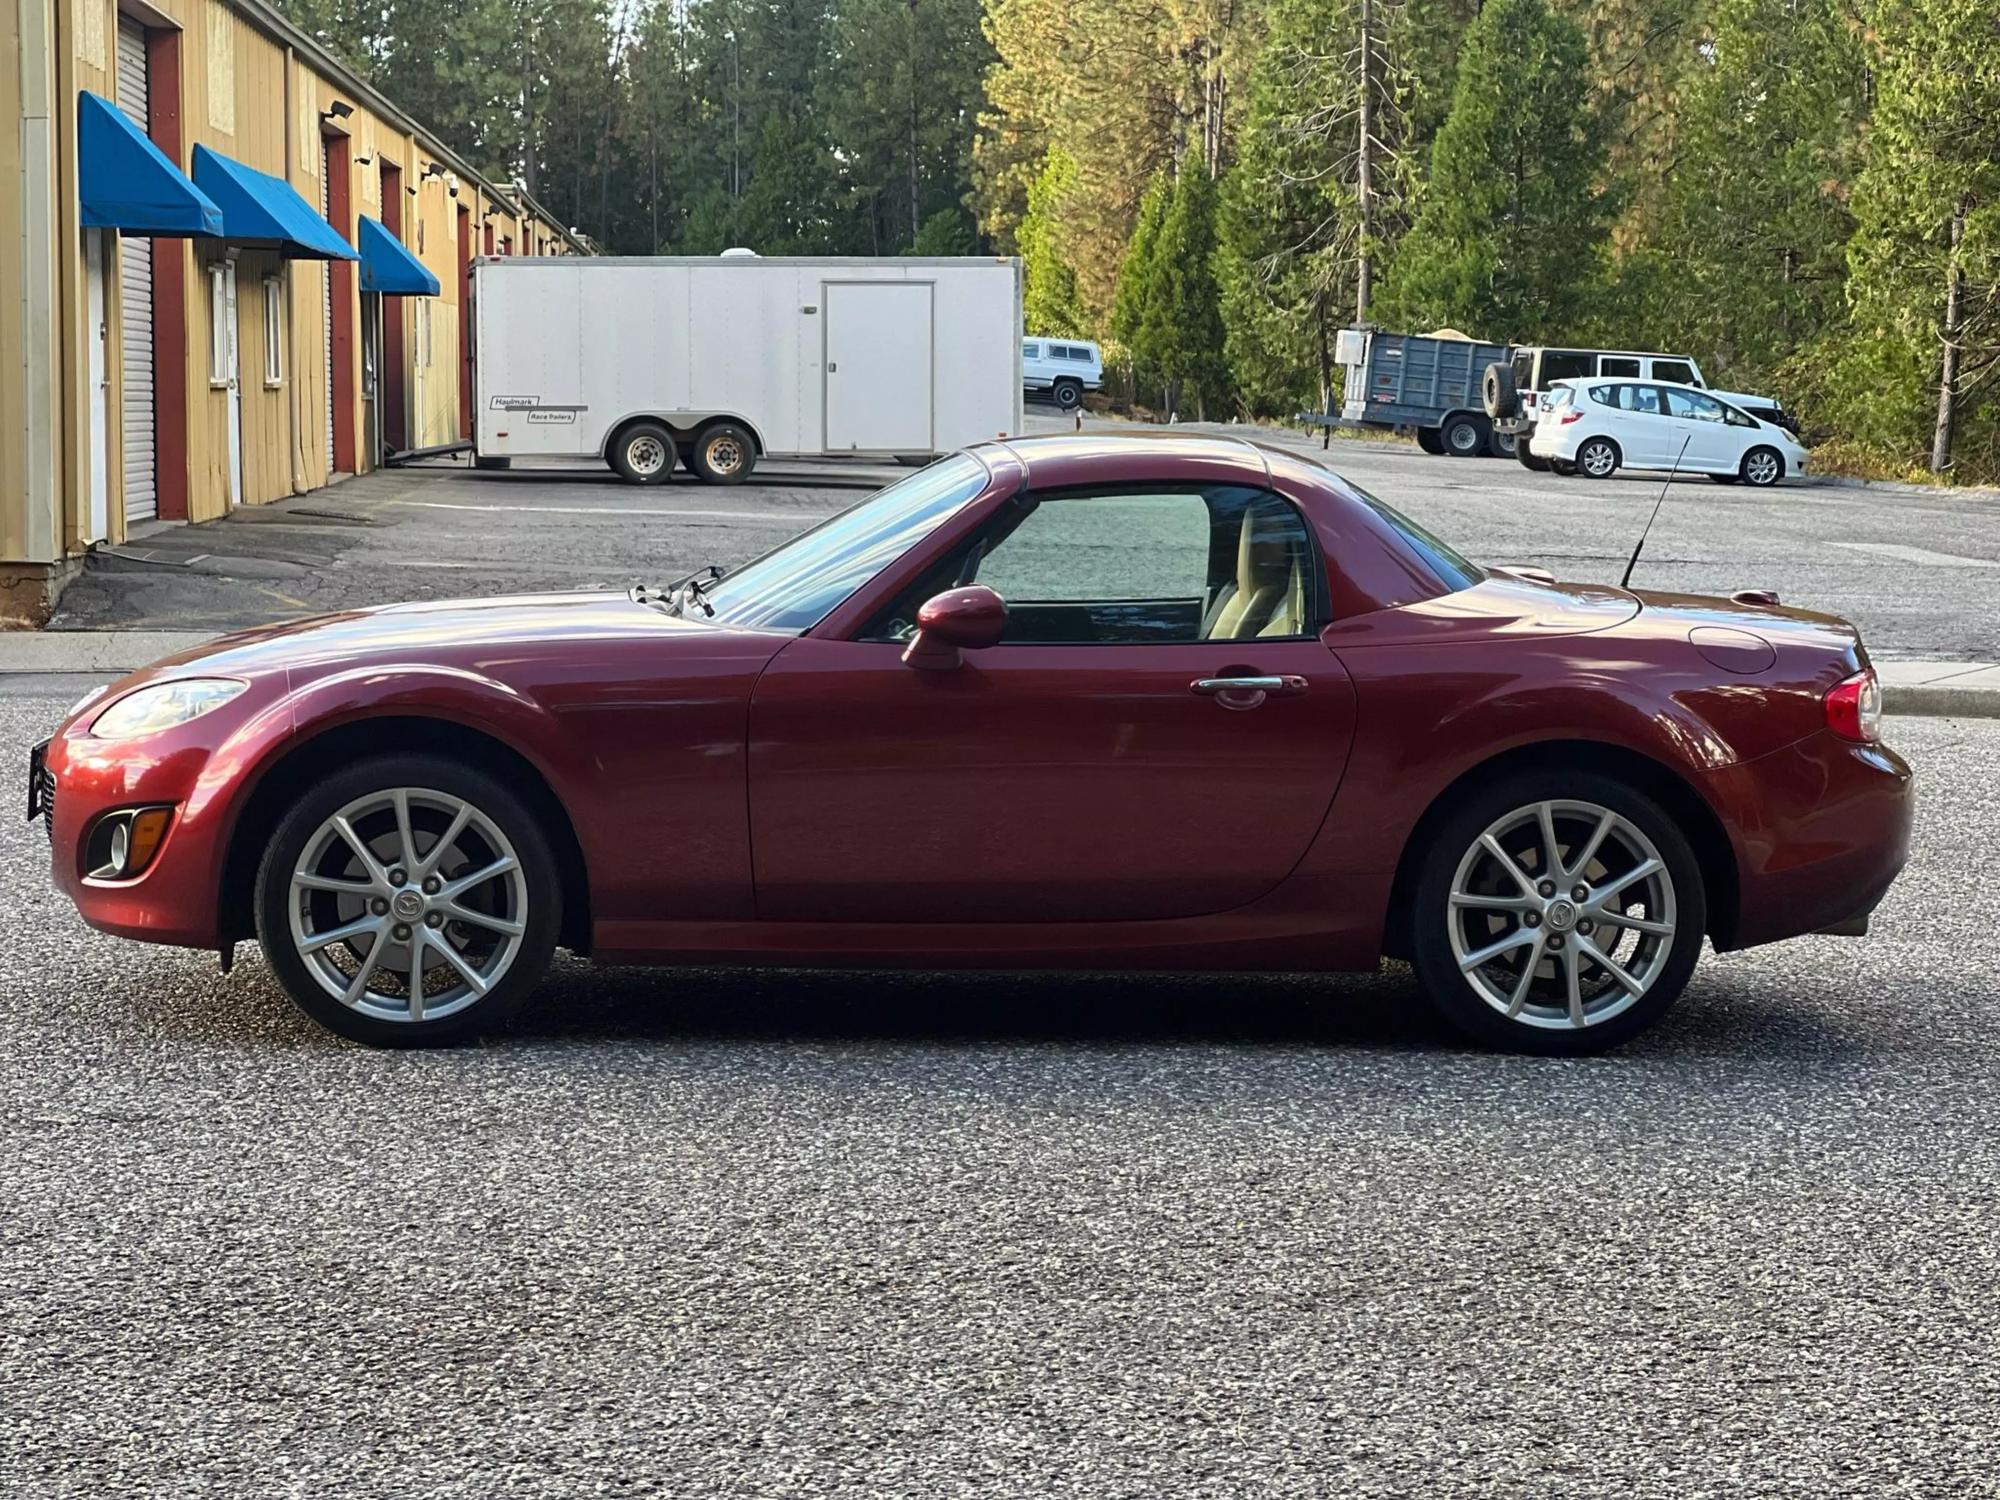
[1741,446,1784,487]
[1409,770,1706,1054]
[255,754,561,1046]
[1050,378,1084,411]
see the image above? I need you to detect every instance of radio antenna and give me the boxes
[1619,433,1692,590]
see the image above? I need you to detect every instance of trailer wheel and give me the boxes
[1051,378,1084,412]
[473,455,512,471]
[1415,428,1445,455]
[691,421,757,485]
[1488,428,1518,458]
[1442,413,1488,457]
[609,422,676,485]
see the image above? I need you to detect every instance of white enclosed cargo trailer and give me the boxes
[471,254,1025,484]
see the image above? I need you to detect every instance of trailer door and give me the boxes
[823,280,933,453]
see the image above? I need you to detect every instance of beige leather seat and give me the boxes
[1204,506,1306,639]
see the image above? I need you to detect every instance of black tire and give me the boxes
[1441,413,1487,458]
[1488,428,1518,458]
[1575,436,1621,479]
[1482,362,1519,420]
[1051,378,1084,411]
[1415,427,1446,456]
[1740,445,1784,487]
[609,421,676,485]
[473,455,512,471]
[1408,769,1707,1055]
[690,421,757,484]
[255,754,562,1047]
[1516,444,1552,472]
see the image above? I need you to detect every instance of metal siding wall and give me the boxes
[116,19,157,524]
[319,139,334,472]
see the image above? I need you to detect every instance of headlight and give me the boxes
[89,678,247,740]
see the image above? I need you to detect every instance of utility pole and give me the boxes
[1931,196,1967,474]
[1354,0,1375,325]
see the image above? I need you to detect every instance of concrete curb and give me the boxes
[4,631,1998,719]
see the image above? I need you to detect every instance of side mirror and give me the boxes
[902,585,1008,671]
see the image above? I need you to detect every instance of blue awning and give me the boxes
[78,92,223,237]
[356,215,440,295]
[190,144,356,260]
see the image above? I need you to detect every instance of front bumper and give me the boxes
[1700,729,1913,950]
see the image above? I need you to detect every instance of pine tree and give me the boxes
[1152,164,1229,416]
[1112,170,1172,389]
[1019,150,1087,335]
[1377,0,1609,341]
[1840,0,2000,475]
[1217,0,1415,415]
[1620,0,1866,393]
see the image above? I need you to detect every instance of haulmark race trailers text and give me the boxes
[470,255,1025,484]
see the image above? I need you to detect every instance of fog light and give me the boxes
[88,805,175,879]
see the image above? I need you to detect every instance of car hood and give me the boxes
[134,590,757,683]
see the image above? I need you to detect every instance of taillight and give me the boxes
[1824,668,1881,743]
[1556,408,1583,424]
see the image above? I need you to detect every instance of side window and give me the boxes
[1719,401,1757,429]
[1586,384,1614,405]
[1600,356,1642,377]
[866,488,1319,645]
[1023,343,1040,360]
[1664,387,1725,422]
[1652,359,1697,386]
[1621,384,1662,414]
[1538,350,1595,385]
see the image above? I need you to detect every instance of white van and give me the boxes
[1023,338,1103,411]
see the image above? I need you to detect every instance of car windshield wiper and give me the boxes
[632,564,724,619]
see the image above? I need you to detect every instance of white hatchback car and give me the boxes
[1530,379,1809,486]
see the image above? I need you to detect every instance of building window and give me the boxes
[263,277,284,386]
[209,264,229,386]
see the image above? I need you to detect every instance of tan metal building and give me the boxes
[1,0,584,621]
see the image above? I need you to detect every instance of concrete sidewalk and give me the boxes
[3,628,1996,719]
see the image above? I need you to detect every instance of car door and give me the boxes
[746,483,1358,924]
[1603,382,1667,467]
[1660,386,1735,471]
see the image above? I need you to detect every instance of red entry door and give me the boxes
[746,637,1356,923]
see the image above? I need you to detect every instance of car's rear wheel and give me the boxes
[1741,446,1784,487]
[609,422,676,485]
[1576,437,1620,479]
[1409,770,1706,1055]
[1442,413,1487,457]
[255,755,561,1047]
[1051,378,1084,411]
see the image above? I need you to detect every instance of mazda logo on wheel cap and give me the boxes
[392,890,425,920]
[1546,900,1578,933]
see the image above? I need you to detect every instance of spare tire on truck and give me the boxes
[1483,361,1519,421]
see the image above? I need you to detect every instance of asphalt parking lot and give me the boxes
[3,675,1998,1495]
[46,414,2000,663]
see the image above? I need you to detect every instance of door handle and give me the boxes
[1191,674,1308,708]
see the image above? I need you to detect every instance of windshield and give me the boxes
[1344,481,1484,592]
[699,453,993,631]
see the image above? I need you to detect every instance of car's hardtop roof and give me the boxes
[1523,345,1700,361]
[1551,375,1732,393]
[979,429,1344,491]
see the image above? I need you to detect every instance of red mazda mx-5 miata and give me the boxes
[32,434,1912,1052]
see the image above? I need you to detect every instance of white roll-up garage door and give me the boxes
[116,19,157,525]
[320,140,335,473]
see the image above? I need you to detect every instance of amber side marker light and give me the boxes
[89,806,174,879]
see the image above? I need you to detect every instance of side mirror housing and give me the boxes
[902,585,1008,671]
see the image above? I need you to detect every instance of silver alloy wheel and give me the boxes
[1447,799,1677,1030]
[287,787,528,1024]
[1744,449,1780,485]
[1580,440,1617,477]
[705,433,746,476]
[1447,420,1482,454]
[626,433,669,476]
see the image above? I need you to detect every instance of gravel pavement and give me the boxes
[46,416,2000,664]
[4,682,1998,1497]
